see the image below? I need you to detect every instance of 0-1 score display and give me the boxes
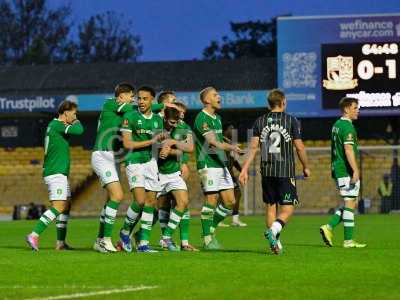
[321,42,400,110]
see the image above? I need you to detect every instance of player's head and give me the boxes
[223,124,234,139]
[174,101,187,120]
[200,87,221,110]
[267,89,286,111]
[58,100,78,124]
[164,107,180,130]
[157,90,176,104]
[137,86,156,113]
[115,82,135,103]
[339,97,359,120]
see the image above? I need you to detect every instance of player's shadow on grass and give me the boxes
[202,249,267,255]
[1,245,95,252]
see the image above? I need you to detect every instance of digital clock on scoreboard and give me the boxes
[321,42,400,110]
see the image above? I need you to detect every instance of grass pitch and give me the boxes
[0,215,399,299]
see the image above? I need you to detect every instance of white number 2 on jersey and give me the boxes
[268,131,281,153]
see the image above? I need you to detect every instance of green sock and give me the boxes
[211,203,232,232]
[103,200,120,238]
[32,207,60,235]
[56,213,69,241]
[201,203,215,238]
[121,201,142,235]
[343,207,355,240]
[163,209,184,238]
[158,207,170,235]
[139,206,154,245]
[97,204,106,239]
[328,207,343,229]
[180,209,190,245]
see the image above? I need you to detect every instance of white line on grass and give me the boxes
[23,285,158,300]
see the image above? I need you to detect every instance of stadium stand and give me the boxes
[0,147,92,214]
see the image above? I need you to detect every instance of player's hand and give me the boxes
[231,144,244,154]
[159,144,171,159]
[164,102,181,111]
[152,133,166,144]
[351,171,360,184]
[239,169,249,186]
[303,167,311,178]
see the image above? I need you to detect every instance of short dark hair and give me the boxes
[267,89,285,109]
[58,100,77,114]
[138,86,156,98]
[164,107,180,120]
[199,86,215,103]
[157,90,175,104]
[339,97,358,112]
[174,101,187,111]
[114,82,135,97]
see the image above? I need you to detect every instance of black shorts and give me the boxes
[262,176,299,205]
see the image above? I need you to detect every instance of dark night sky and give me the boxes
[49,0,400,61]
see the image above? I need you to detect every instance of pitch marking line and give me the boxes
[24,285,158,300]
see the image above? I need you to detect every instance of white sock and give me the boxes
[270,221,283,236]
[232,214,239,223]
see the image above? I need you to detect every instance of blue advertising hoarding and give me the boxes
[277,14,400,117]
[0,91,269,113]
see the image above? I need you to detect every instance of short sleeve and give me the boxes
[195,115,212,136]
[342,126,355,145]
[120,112,134,132]
[291,117,302,140]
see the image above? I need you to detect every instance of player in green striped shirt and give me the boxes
[26,100,84,251]
[193,87,243,249]
[320,97,366,249]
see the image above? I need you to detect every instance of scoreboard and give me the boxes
[277,14,400,117]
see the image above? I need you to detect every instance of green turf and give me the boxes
[1,215,400,299]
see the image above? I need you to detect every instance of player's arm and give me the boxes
[292,117,310,178]
[239,136,259,185]
[60,119,84,136]
[204,131,241,153]
[165,133,194,154]
[344,144,359,183]
[121,130,160,150]
[294,139,310,177]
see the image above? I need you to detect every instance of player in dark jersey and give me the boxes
[239,89,310,254]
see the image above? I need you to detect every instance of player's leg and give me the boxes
[158,194,172,236]
[91,151,122,252]
[100,181,124,252]
[212,168,235,232]
[55,197,72,250]
[137,160,161,252]
[137,191,158,251]
[162,189,189,251]
[262,177,282,254]
[231,183,247,227]
[267,177,298,254]
[343,197,366,248]
[118,164,146,252]
[201,192,218,247]
[27,175,69,251]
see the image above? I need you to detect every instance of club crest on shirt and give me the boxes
[202,122,209,131]
[123,119,129,126]
[347,133,353,141]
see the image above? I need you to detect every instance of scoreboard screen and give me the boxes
[277,14,400,117]
[322,42,400,110]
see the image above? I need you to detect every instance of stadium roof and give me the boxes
[0,58,276,96]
